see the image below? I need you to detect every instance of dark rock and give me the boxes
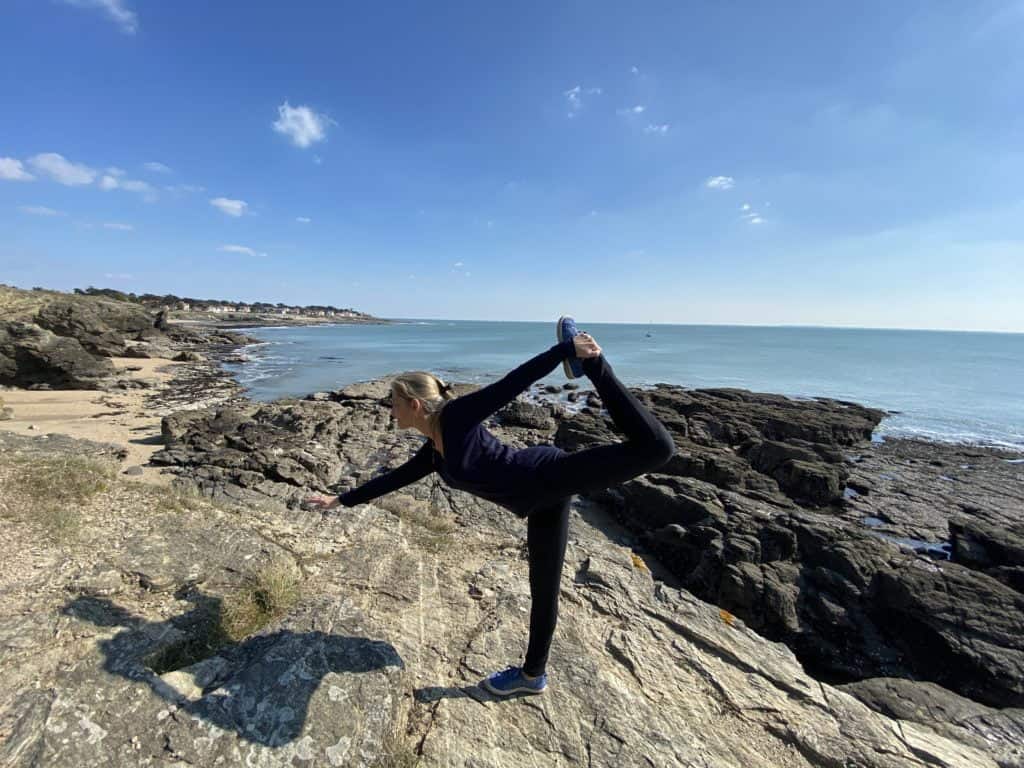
[174,351,205,363]
[872,560,1024,708]
[35,298,155,357]
[950,516,1024,572]
[496,400,555,430]
[0,321,115,389]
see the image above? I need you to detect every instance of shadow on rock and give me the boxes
[62,593,405,747]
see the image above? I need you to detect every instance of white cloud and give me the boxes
[28,153,97,186]
[272,102,331,148]
[0,158,34,181]
[103,222,134,230]
[631,66,640,75]
[218,244,266,257]
[749,216,765,225]
[61,0,138,34]
[104,272,134,280]
[616,105,646,116]
[99,174,156,201]
[643,123,670,134]
[210,197,248,217]
[18,205,65,216]
[705,175,735,191]
[143,162,172,173]
[741,203,751,211]
[453,261,464,267]
[296,216,311,223]
[564,85,602,117]
[164,184,204,194]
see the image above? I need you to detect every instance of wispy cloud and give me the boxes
[60,0,138,34]
[143,161,172,173]
[705,175,735,191]
[740,203,766,225]
[643,123,670,135]
[104,272,134,280]
[272,102,332,148]
[164,184,204,195]
[0,158,34,181]
[218,244,266,257]
[631,66,640,75]
[103,222,134,231]
[210,197,248,217]
[616,105,646,116]
[296,216,311,223]
[99,173,156,201]
[564,85,602,117]
[28,153,96,186]
[18,205,64,216]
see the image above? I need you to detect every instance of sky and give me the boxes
[1,1,1023,331]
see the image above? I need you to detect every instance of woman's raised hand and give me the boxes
[573,332,602,359]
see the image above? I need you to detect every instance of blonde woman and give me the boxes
[306,316,674,696]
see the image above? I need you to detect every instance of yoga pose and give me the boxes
[305,316,675,696]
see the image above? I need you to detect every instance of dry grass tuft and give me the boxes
[375,494,456,553]
[1,455,117,542]
[222,557,303,641]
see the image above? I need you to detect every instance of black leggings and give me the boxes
[522,354,674,676]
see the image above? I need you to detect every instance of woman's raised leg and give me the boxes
[537,354,675,499]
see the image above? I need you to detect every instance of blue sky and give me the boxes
[1,1,1022,331]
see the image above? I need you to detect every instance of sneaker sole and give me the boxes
[482,679,547,696]
[556,316,579,380]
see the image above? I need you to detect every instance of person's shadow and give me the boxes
[62,590,404,747]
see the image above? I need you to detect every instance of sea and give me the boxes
[224,320,1024,451]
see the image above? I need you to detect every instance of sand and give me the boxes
[0,357,182,485]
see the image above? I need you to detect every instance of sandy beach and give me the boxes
[0,357,181,486]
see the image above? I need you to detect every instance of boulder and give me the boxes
[496,400,556,430]
[871,559,1024,708]
[35,298,155,357]
[0,321,115,389]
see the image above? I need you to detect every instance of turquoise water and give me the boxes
[227,321,1024,450]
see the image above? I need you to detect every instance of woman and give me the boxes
[305,316,675,696]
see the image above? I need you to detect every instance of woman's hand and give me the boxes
[573,332,602,359]
[303,493,341,511]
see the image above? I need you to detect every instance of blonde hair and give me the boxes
[391,372,455,432]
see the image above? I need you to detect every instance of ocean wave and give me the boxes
[875,422,1024,450]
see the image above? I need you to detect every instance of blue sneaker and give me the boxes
[482,666,548,696]
[556,315,584,379]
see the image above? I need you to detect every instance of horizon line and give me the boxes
[386,317,1024,335]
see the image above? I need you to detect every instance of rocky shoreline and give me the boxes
[1,289,1022,767]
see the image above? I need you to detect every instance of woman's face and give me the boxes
[390,388,419,429]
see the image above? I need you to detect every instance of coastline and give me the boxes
[2,318,1023,765]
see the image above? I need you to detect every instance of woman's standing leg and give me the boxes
[522,496,572,677]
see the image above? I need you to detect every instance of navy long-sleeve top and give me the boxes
[338,340,575,515]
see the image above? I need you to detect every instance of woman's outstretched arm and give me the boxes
[308,441,435,509]
[445,339,577,427]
